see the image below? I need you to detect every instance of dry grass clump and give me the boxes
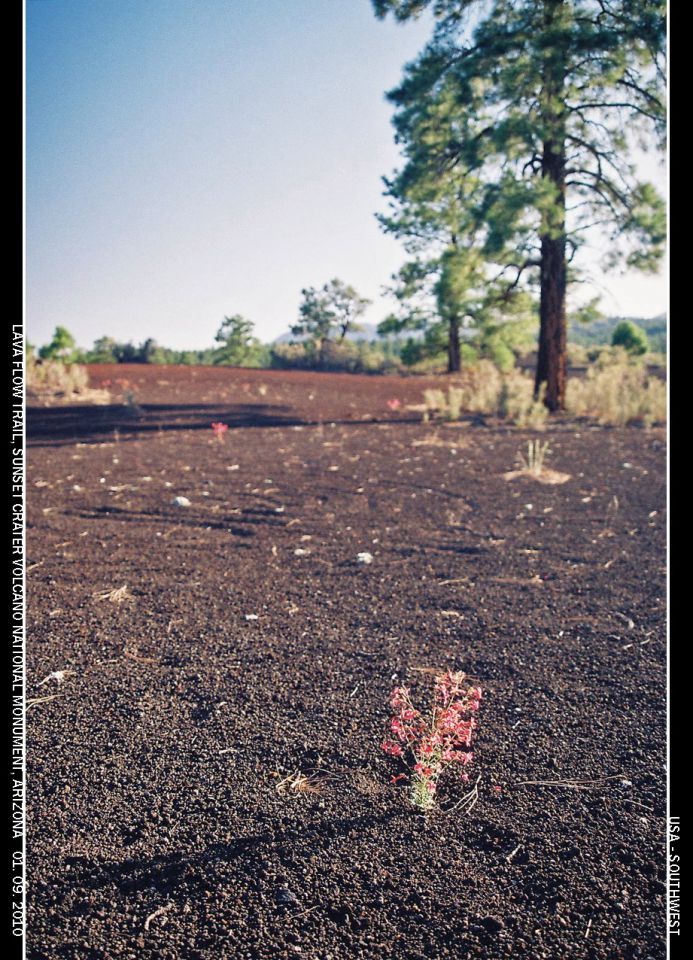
[504,439,571,485]
[566,351,666,427]
[423,361,548,428]
[422,386,464,422]
[27,357,111,405]
[422,353,666,429]
[275,770,328,796]
[93,584,135,604]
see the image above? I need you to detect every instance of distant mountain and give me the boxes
[569,313,667,351]
[273,323,382,345]
[272,312,667,352]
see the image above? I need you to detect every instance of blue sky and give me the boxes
[26,0,666,351]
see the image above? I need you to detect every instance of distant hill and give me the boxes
[273,323,382,344]
[569,313,667,352]
[273,313,667,352]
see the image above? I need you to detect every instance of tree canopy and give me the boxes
[373,0,666,407]
[213,314,265,366]
[291,279,371,365]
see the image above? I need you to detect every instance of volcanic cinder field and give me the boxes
[27,365,666,960]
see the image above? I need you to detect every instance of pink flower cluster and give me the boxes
[381,671,482,810]
[211,421,229,442]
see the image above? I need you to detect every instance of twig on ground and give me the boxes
[442,774,481,815]
[27,694,64,709]
[290,905,319,921]
[144,903,174,931]
[506,844,523,863]
[37,669,74,686]
[516,774,625,789]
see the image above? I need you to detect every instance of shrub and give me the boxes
[611,320,650,356]
[270,339,397,374]
[566,350,666,426]
[27,357,90,398]
[567,343,589,366]
[422,360,548,427]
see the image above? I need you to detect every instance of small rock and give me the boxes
[274,887,298,907]
[172,496,191,507]
[356,552,374,565]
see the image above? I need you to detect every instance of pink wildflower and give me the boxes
[381,670,483,811]
[211,422,229,442]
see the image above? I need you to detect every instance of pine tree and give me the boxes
[373,0,665,409]
[214,314,262,366]
[292,279,371,367]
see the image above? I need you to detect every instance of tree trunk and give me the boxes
[535,0,568,412]
[534,159,567,411]
[447,316,461,373]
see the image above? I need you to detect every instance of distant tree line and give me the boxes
[33,276,662,376]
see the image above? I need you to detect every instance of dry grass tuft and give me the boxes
[27,358,111,405]
[504,439,571,485]
[423,361,548,428]
[422,353,666,429]
[275,770,328,796]
[93,584,135,604]
[566,350,666,427]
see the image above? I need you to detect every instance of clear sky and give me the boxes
[26,0,666,351]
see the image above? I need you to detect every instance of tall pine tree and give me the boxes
[374,0,665,409]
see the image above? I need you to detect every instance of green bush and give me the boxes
[611,320,649,355]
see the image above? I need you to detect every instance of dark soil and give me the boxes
[27,365,666,959]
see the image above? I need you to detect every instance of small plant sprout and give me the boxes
[519,439,550,476]
[211,421,229,442]
[504,439,571,485]
[382,671,482,813]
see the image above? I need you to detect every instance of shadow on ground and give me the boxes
[27,402,421,446]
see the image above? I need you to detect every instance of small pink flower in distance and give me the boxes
[211,421,229,442]
[381,740,403,757]
[386,398,401,411]
[492,784,502,795]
